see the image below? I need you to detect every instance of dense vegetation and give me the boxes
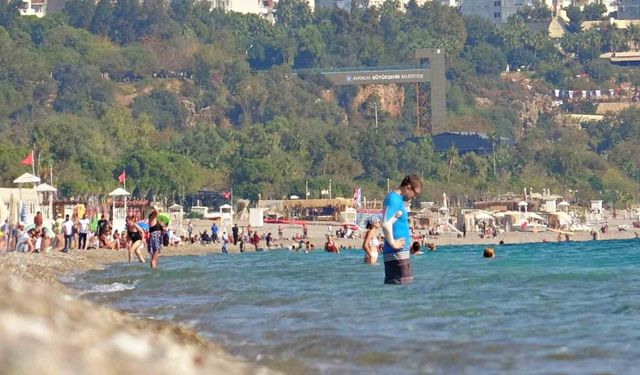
[0,0,639,207]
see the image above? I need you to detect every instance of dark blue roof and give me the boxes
[431,132,514,155]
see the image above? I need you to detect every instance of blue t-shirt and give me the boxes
[382,191,410,257]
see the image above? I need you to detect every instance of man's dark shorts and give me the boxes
[384,258,413,285]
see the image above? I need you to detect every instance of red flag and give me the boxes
[222,191,231,200]
[118,170,126,184]
[20,152,33,166]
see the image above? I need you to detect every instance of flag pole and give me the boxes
[31,150,35,176]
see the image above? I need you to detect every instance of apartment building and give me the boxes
[209,0,315,23]
[18,0,47,17]
[461,0,538,25]
[618,0,640,19]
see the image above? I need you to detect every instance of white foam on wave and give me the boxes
[85,280,140,294]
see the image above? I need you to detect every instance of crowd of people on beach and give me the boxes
[0,206,170,268]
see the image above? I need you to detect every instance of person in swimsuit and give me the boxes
[126,216,146,263]
[324,235,339,253]
[147,207,165,268]
[362,218,381,264]
[381,174,422,285]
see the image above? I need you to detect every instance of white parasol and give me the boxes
[108,188,130,197]
[35,183,57,192]
[13,173,41,184]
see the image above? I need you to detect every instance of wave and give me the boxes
[83,280,140,294]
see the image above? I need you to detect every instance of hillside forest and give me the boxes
[1,0,640,208]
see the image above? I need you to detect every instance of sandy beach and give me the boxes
[1,217,637,374]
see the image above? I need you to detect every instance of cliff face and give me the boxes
[351,84,405,117]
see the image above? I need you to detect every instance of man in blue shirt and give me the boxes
[381,175,422,285]
[211,223,219,243]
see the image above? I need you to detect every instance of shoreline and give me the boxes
[0,245,277,375]
[1,219,637,374]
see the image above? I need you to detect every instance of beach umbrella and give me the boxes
[108,187,130,197]
[13,173,41,185]
[34,183,57,193]
[13,173,41,212]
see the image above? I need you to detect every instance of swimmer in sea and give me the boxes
[483,247,495,258]
[362,218,381,264]
[411,241,423,255]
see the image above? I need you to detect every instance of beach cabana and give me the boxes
[13,173,41,224]
[518,201,529,213]
[249,207,265,228]
[283,198,353,221]
[108,188,130,233]
[168,203,184,235]
[35,183,57,224]
[558,201,570,213]
[548,211,572,229]
[219,203,233,229]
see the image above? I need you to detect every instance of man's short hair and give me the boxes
[400,174,422,191]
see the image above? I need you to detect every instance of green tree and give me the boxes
[294,25,326,68]
[131,90,187,130]
[90,0,113,36]
[585,59,613,84]
[110,0,138,44]
[465,42,507,75]
[63,0,96,30]
[0,0,20,30]
[52,64,111,115]
[464,15,496,47]
[565,5,584,33]
[583,3,607,21]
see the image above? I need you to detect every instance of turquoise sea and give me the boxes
[71,239,640,374]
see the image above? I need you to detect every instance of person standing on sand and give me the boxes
[147,207,165,268]
[381,175,422,285]
[362,218,381,264]
[252,232,260,251]
[211,223,219,243]
[62,214,74,253]
[232,224,239,245]
[78,214,90,250]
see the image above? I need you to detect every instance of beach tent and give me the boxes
[558,200,570,213]
[548,212,572,229]
[474,211,495,221]
[109,188,130,233]
[220,204,233,228]
[525,212,546,222]
[35,183,57,224]
[517,201,529,213]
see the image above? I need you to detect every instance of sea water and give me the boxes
[71,239,640,374]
